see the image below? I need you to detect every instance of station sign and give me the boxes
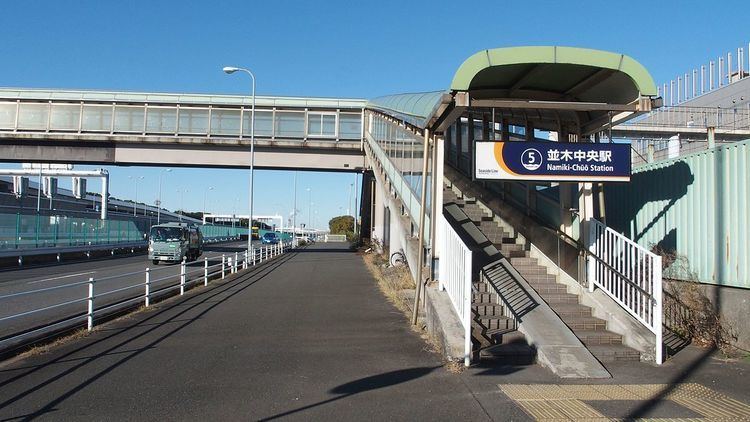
[474,141,631,182]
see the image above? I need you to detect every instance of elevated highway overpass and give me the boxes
[0,89,367,172]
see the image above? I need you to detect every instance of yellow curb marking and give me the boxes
[499,383,750,421]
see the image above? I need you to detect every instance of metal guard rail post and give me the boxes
[0,244,290,353]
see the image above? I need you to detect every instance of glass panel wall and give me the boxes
[4,99,363,141]
[114,105,144,132]
[275,111,305,138]
[81,105,112,131]
[0,102,16,128]
[242,110,273,137]
[50,104,81,131]
[307,112,337,137]
[339,113,361,139]
[17,103,49,130]
[145,107,177,133]
[210,109,241,136]
[178,108,209,134]
[365,112,431,239]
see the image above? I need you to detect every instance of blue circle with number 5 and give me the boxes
[521,148,542,171]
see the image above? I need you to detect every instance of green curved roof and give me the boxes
[451,46,656,100]
[368,46,658,130]
[366,91,446,128]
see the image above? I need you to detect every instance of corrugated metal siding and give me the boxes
[606,139,750,289]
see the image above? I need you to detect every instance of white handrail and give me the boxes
[586,218,663,363]
[438,214,473,367]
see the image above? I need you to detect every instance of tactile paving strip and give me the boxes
[498,383,750,421]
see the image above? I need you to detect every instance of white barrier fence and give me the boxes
[586,219,663,363]
[0,241,292,354]
[438,214,473,366]
[324,234,346,242]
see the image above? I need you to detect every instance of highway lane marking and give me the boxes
[27,271,97,285]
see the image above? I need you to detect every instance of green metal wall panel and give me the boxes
[606,139,750,288]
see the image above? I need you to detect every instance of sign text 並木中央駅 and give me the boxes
[474,141,631,182]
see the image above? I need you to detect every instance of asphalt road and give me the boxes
[0,240,267,342]
[0,242,749,421]
[0,242,492,421]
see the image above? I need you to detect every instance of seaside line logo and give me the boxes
[520,148,543,171]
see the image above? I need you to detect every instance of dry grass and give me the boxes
[665,279,737,352]
[361,249,465,373]
[362,252,414,315]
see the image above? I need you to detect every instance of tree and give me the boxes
[329,215,354,240]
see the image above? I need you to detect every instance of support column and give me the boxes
[101,173,109,220]
[412,129,431,325]
[707,126,716,149]
[359,170,374,243]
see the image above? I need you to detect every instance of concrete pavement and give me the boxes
[1,242,749,421]
[0,243,493,421]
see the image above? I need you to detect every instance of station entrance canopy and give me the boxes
[367,46,660,138]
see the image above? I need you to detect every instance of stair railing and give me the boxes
[438,214,472,367]
[586,218,663,363]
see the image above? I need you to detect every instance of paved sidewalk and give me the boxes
[0,243,494,421]
[1,242,749,421]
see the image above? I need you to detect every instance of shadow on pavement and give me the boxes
[0,252,298,419]
[259,366,441,421]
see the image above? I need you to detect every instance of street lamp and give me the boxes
[203,186,214,224]
[223,65,256,254]
[128,175,144,217]
[157,168,171,224]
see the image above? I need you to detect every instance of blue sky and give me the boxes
[1,0,748,228]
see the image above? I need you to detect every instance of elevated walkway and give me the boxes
[0,88,366,171]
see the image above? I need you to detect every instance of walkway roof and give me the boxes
[367,46,659,133]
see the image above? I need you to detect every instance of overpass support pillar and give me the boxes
[101,173,109,220]
[359,171,374,244]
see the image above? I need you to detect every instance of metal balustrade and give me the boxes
[437,214,472,366]
[0,89,364,142]
[622,106,750,131]
[0,241,293,355]
[586,218,663,363]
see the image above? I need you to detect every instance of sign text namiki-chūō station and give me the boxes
[474,141,631,182]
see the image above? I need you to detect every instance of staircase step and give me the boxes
[553,304,593,318]
[472,292,496,303]
[539,292,580,305]
[474,283,493,293]
[509,257,538,266]
[587,345,641,362]
[529,283,569,294]
[523,274,559,284]
[574,330,623,345]
[479,339,536,365]
[560,316,607,331]
[512,265,551,276]
[473,303,505,317]
[474,315,515,331]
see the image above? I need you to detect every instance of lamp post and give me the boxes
[203,186,214,225]
[128,175,144,216]
[157,168,171,224]
[223,65,256,255]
